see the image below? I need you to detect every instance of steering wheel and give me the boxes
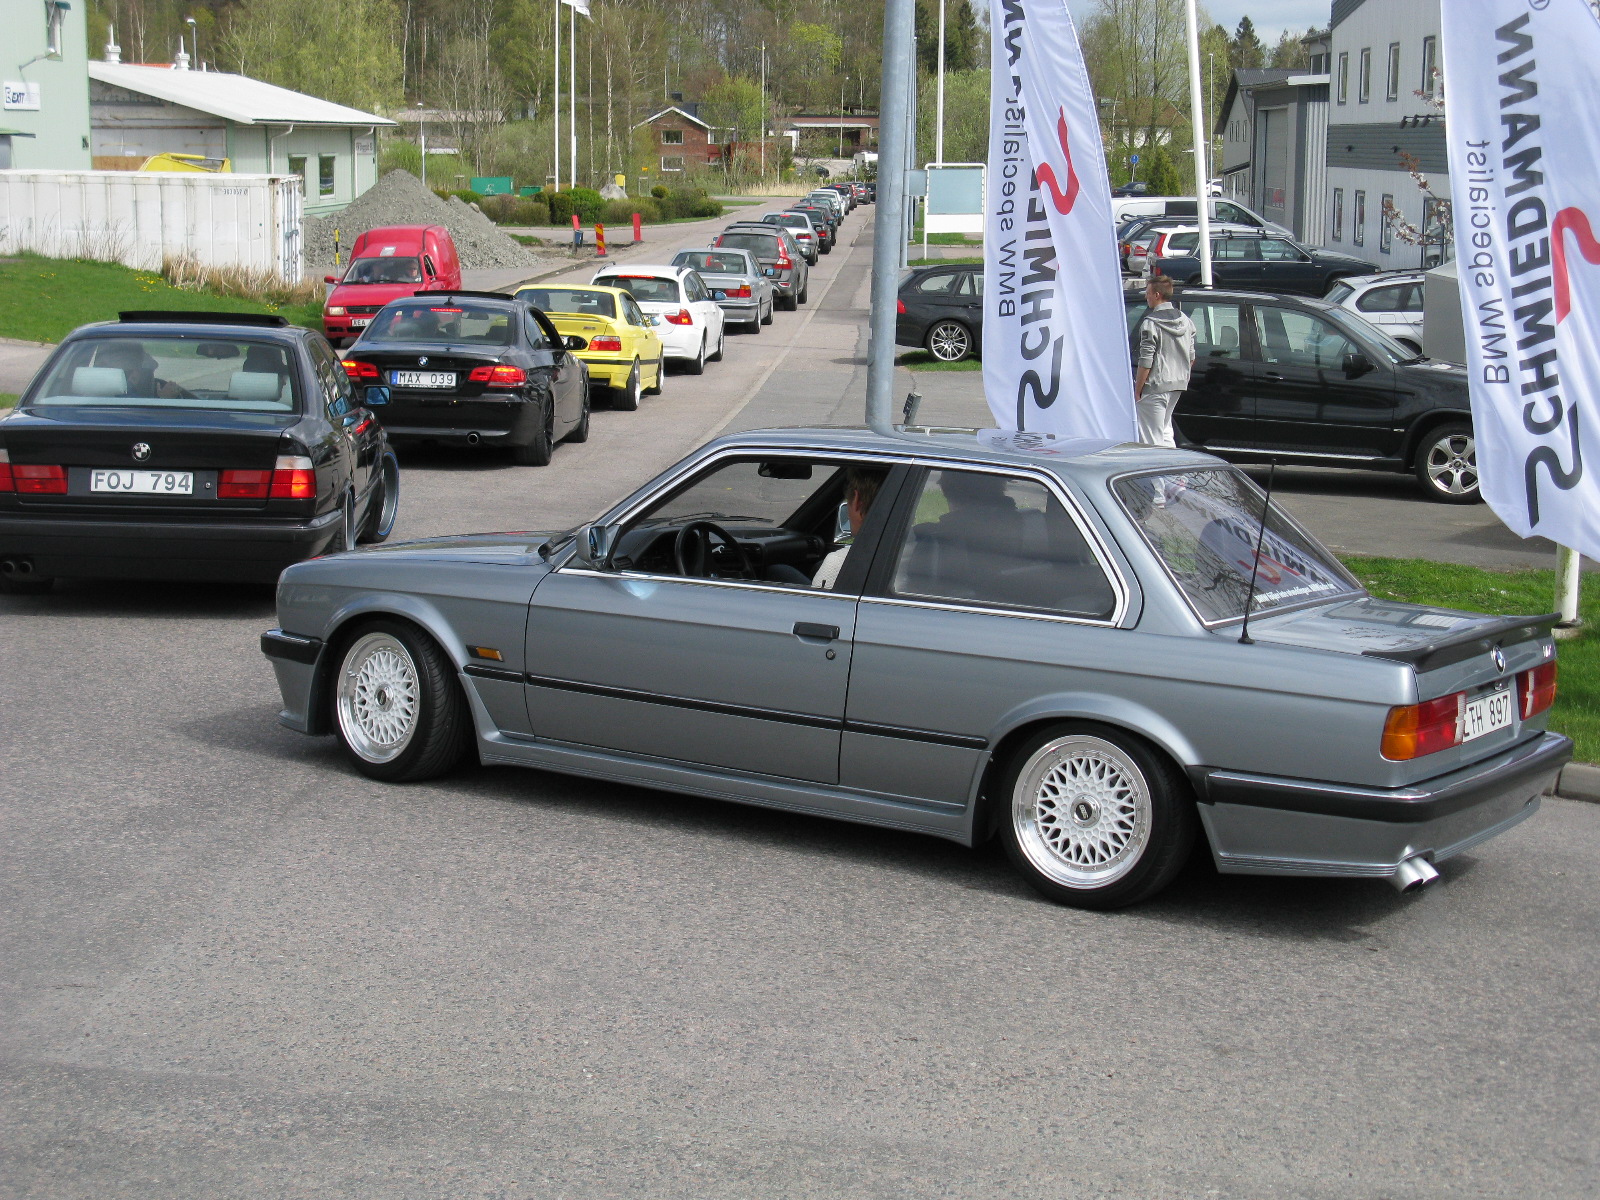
[673,520,755,580]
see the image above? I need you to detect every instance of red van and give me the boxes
[322,225,462,346]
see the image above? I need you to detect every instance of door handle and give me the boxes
[1263,371,1284,380]
[793,622,839,642]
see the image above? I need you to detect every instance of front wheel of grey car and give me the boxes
[999,724,1196,909]
[334,622,468,782]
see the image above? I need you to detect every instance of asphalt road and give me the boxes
[3,202,1598,1199]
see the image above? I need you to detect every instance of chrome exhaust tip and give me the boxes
[0,557,30,576]
[466,431,481,446]
[1390,855,1440,893]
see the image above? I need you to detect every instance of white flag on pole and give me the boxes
[561,0,591,16]
[982,0,1135,438]
[1442,0,1600,556]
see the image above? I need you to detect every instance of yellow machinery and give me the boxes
[139,153,231,173]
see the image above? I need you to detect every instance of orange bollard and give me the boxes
[632,212,643,243]
[595,223,606,257]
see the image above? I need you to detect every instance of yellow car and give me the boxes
[513,284,665,411]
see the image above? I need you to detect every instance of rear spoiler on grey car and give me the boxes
[1361,612,1560,672]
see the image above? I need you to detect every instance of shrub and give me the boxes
[546,190,577,225]
[379,140,422,176]
[525,201,550,227]
[443,189,484,206]
[650,184,669,199]
[601,197,661,226]
[569,187,606,223]
[657,187,723,220]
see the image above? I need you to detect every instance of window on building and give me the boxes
[1337,53,1349,104]
[1380,193,1394,253]
[1353,190,1367,246]
[661,129,684,145]
[288,155,308,198]
[1421,36,1438,99]
[660,155,685,172]
[1359,48,1372,103]
[1386,43,1401,101]
[706,129,723,146]
[318,155,336,198]
[1332,188,1345,240]
[46,0,67,55]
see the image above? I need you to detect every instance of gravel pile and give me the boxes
[302,170,544,272]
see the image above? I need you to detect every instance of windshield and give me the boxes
[1113,467,1361,625]
[517,287,616,319]
[366,302,515,344]
[605,276,680,304]
[1325,281,1355,306]
[717,233,779,257]
[1341,313,1424,363]
[32,335,299,412]
[673,251,749,275]
[342,256,422,285]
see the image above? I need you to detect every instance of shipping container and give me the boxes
[0,170,303,279]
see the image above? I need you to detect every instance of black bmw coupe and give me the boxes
[0,312,397,592]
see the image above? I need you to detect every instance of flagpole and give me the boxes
[935,0,946,165]
[1183,0,1213,286]
[553,0,560,190]
[569,0,577,188]
[865,0,916,429]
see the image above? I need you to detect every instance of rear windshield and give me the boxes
[366,302,516,345]
[673,251,749,275]
[605,276,681,304]
[1113,467,1360,625]
[32,335,300,412]
[342,256,422,284]
[1166,233,1199,252]
[517,287,616,318]
[717,233,780,257]
[771,215,810,230]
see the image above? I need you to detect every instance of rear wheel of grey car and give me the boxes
[512,401,554,466]
[999,724,1196,910]
[612,362,642,411]
[1415,422,1480,504]
[334,622,467,782]
[926,320,973,362]
[760,303,774,326]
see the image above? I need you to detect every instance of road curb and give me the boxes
[1556,762,1600,803]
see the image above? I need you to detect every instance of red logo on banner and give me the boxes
[1034,108,1080,216]
[1554,207,1600,322]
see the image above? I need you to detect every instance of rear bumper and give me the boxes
[0,508,342,581]
[578,356,635,387]
[714,299,762,320]
[1193,731,1571,879]
[380,397,544,447]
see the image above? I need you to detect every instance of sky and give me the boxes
[1063,0,1331,42]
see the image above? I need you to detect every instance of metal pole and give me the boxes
[865,0,916,430]
[904,39,917,268]
[1557,545,1583,627]
[553,0,560,188]
[569,1,577,188]
[760,45,767,184]
[1183,0,1213,286]
[935,0,946,165]
[418,103,427,189]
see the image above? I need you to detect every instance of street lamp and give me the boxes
[185,16,197,70]
[839,76,849,159]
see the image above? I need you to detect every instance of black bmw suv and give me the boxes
[1126,287,1477,502]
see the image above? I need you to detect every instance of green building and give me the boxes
[1,0,93,168]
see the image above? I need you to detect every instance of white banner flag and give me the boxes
[983,0,1135,438]
[1443,0,1600,556]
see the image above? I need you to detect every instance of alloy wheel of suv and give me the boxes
[1415,422,1480,504]
[926,320,974,362]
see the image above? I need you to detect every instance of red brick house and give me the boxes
[636,103,727,173]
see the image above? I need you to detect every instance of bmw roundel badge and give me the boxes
[131,442,152,462]
[1492,646,1507,674]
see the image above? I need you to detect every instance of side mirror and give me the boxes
[1343,351,1374,377]
[563,334,589,351]
[835,502,852,543]
[364,385,390,406]
[645,314,661,327]
[764,267,778,277]
[573,522,617,569]
[323,275,338,284]
[711,290,728,301]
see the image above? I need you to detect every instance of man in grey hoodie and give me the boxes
[1133,275,1196,447]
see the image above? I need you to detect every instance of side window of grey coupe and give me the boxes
[890,470,1116,619]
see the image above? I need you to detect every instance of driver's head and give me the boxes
[941,470,1010,511]
[844,465,886,534]
[94,340,157,388]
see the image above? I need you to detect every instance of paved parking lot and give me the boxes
[3,202,1598,1198]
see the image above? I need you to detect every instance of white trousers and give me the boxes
[1136,389,1182,448]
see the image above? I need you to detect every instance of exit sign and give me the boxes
[3,81,40,111]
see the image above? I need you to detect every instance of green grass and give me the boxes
[1344,555,1599,762]
[0,393,16,407]
[899,350,982,372]
[908,256,983,266]
[0,255,322,344]
[909,229,980,246]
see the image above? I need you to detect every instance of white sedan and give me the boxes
[592,264,727,375]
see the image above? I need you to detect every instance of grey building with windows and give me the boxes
[1214,48,1330,243]
[1323,0,1448,266]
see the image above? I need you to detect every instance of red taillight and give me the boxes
[1381,691,1464,761]
[467,364,528,387]
[665,309,694,326]
[731,285,752,298]
[776,254,793,269]
[1520,660,1558,718]
[269,455,316,500]
[897,299,906,314]
[0,449,12,493]
[219,468,272,499]
[13,464,66,495]
[588,336,623,352]
[341,359,379,379]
